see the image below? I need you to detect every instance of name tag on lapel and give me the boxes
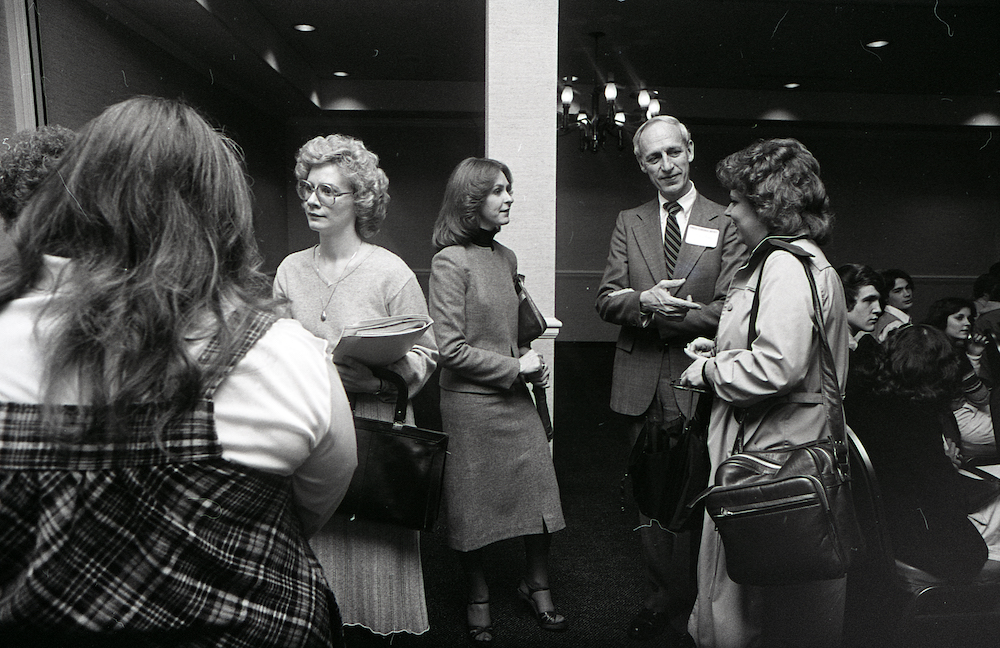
[685,224,720,248]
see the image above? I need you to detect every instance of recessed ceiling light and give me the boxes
[294,24,315,32]
[333,71,350,78]
[784,82,800,89]
[865,40,889,48]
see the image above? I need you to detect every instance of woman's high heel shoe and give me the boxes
[517,580,568,632]
[466,600,494,644]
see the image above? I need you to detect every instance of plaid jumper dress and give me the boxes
[0,311,343,647]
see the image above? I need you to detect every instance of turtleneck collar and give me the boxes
[470,227,498,249]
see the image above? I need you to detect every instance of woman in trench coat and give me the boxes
[680,138,850,648]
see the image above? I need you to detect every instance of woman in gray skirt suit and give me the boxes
[428,157,567,644]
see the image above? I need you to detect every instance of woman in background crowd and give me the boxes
[273,134,437,643]
[925,297,998,458]
[0,96,356,647]
[429,157,566,644]
[680,138,849,648]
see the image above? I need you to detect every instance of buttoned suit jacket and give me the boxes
[595,193,745,416]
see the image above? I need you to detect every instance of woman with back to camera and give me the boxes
[924,297,999,458]
[428,157,566,644]
[0,96,357,647]
[273,134,438,642]
[680,138,850,648]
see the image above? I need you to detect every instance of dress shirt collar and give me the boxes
[658,183,697,239]
[883,304,911,324]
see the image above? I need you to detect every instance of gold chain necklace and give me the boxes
[313,244,360,322]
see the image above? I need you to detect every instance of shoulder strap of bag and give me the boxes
[737,240,846,456]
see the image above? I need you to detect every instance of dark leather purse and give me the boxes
[627,389,712,532]
[336,368,448,532]
[515,273,547,348]
[696,242,862,586]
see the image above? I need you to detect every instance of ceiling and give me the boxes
[98,0,999,118]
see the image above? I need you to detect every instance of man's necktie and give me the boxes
[663,201,682,277]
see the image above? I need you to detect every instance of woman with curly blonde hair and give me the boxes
[274,134,438,642]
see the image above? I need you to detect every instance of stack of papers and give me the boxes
[332,314,433,366]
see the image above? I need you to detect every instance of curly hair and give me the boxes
[432,157,512,250]
[0,124,75,225]
[0,96,272,438]
[872,325,963,404]
[716,138,834,245]
[294,134,389,239]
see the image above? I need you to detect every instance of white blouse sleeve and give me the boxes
[212,318,357,536]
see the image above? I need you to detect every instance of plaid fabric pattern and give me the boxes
[0,311,340,647]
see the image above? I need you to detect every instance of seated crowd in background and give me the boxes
[839,260,1000,583]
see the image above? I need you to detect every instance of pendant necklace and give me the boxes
[314,244,360,322]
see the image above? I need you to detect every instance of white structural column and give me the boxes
[485,0,561,423]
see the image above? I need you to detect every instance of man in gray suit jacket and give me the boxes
[596,115,744,643]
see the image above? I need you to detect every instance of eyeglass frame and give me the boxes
[296,179,354,206]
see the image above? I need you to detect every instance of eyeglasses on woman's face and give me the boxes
[296,179,353,206]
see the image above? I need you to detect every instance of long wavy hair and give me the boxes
[432,157,511,250]
[294,134,389,240]
[716,138,835,245]
[0,96,273,437]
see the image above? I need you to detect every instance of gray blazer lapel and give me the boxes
[674,195,722,280]
[634,199,667,282]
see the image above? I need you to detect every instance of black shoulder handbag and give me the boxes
[697,242,862,586]
[515,273,547,348]
[336,367,449,532]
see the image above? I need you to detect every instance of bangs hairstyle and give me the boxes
[716,138,834,245]
[432,157,511,251]
[294,134,389,239]
[0,95,272,438]
[878,268,915,305]
[923,297,976,332]
[837,263,884,311]
[875,325,963,404]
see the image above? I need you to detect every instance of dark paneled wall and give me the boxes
[24,1,485,279]
[557,122,1000,341]
[26,0,293,272]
